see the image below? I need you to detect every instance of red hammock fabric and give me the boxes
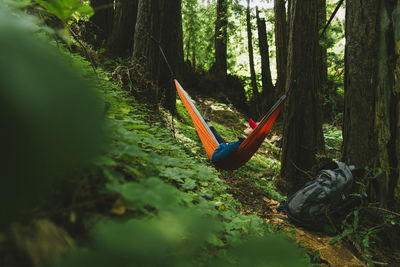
[174,79,285,170]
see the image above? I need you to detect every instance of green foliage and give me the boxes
[322,0,346,121]
[58,73,310,266]
[182,0,216,70]
[32,0,93,21]
[181,0,276,88]
[329,209,384,265]
[59,213,311,267]
[323,124,342,157]
[1,3,314,266]
[213,233,311,267]
[0,6,103,228]
[327,168,400,265]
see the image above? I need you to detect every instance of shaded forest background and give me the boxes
[87,0,400,210]
[1,0,400,266]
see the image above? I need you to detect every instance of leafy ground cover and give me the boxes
[3,2,395,266]
[0,20,312,264]
[54,50,315,266]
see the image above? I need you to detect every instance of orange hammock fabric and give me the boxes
[174,79,286,170]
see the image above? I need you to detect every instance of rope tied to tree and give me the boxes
[136,28,177,137]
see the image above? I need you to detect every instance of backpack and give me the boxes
[276,162,360,231]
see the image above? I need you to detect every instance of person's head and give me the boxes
[244,118,258,135]
[244,126,253,135]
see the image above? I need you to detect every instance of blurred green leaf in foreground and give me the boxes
[0,5,104,228]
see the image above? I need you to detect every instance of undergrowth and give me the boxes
[3,1,400,266]
[55,49,312,266]
[0,2,311,263]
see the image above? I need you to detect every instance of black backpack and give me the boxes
[277,162,360,231]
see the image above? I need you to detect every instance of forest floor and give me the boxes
[183,94,397,267]
[3,41,398,266]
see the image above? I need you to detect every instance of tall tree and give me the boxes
[132,0,160,81]
[318,0,328,119]
[109,0,138,57]
[246,0,259,115]
[256,7,274,110]
[158,0,184,113]
[278,1,324,194]
[89,0,114,47]
[342,0,379,170]
[214,0,228,75]
[274,0,287,96]
[133,0,183,113]
[343,0,400,210]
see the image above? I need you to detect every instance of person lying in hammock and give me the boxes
[244,118,259,135]
[206,118,258,164]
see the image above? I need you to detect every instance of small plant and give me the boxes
[323,124,342,156]
[32,0,93,22]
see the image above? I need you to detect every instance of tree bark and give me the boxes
[274,0,287,97]
[109,0,138,57]
[318,0,328,119]
[256,7,274,110]
[132,0,160,81]
[344,0,400,211]
[214,0,228,76]
[246,0,259,115]
[342,0,379,168]
[278,0,324,195]
[89,0,114,47]
[158,0,183,113]
[391,1,400,210]
[132,0,183,113]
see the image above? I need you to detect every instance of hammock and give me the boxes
[174,79,286,170]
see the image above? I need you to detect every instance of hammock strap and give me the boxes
[175,80,219,159]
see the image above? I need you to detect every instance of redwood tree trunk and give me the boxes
[109,0,138,57]
[90,0,114,47]
[132,0,183,114]
[256,7,274,110]
[274,0,287,97]
[158,0,183,113]
[132,0,160,81]
[214,0,228,75]
[278,0,324,195]
[318,0,328,119]
[246,0,259,115]
[342,0,379,167]
[343,0,400,211]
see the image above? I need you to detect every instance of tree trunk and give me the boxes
[132,0,183,113]
[287,0,291,49]
[318,0,328,120]
[256,7,274,110]
[342,0,379,168]
[278,0,324,195]
[109,0,138,57]
[274,0,287,97]
[89,0,114,47]
[246,0,259,115]
[132,0,160,81]
[158,0,183,113]
[377,1,400,211]
[132,0,150,62]
[391,1,400,210]
[344,0,400,211]
[214,0,228,76]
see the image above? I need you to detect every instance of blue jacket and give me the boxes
[211,137,245,163]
